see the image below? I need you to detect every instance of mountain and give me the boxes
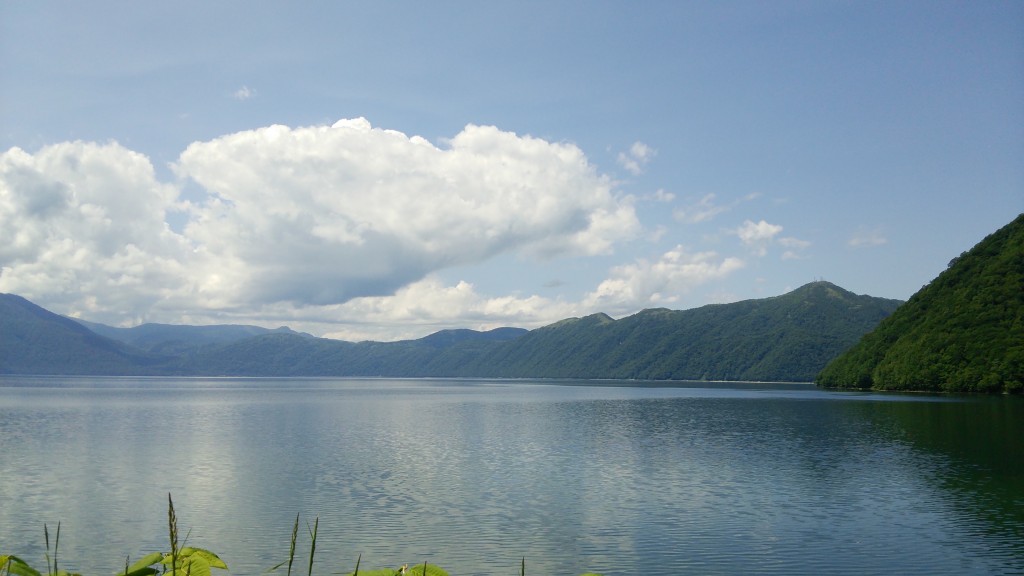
[418,327,529,348]
[180,327,530,376]
[430,281,902,381]
[121,282,897,380]
[0,294,166,374]
[1,282,900,381]
[73,318,312,355]
[817,214,1024,393]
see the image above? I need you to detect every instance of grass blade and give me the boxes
[43,525,50,576]
[53,522,60,576]
[305,517,318,576]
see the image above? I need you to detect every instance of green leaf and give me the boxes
[0,556,41,576]
[165,557,211,576]
[120,552,164,576]
[120,568,157,576]
[179,548,228,570]
[403,564,448,576]
[161,547,227,576]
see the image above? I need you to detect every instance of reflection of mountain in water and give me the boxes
[537,389,1024,573]
[862,396,1024,561]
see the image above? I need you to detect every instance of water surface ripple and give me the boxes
[0,377,1021,575]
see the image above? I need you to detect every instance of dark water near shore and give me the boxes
[1,377,1022,575]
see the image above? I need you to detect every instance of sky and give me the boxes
[1,1,1022,341]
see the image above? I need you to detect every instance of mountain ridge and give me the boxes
[1,281,901,381]
[72,318,315,356]
[0,294,167,374]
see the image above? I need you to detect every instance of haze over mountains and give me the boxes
[0,282,900,382]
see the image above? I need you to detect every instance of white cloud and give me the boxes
[0,119,641,329]
[651,188,675,202]
[0,141,191,322]
[778,237,810,249]
[230,243,748,340]
[616,141,656,175]
[647,225,668,242]
[672,192,767,224]
[307,246,747,341]
[732,220,810,260]
[232,86,255,101]
[7,124,808,341]
[674,193,728,224]
[317,276,579,341]
[779,236,811,260]
[848,227,887,248]
[734,219,783,256]
[582,245,744,314]
[176,119,639,306]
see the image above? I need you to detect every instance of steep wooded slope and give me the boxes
[817,214,1024,393]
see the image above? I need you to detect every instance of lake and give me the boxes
[0,377,1021,575]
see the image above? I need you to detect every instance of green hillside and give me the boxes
[817,214,1024,393]
[441,281,901,381]
[185,281,899,381]
[0,294,166,374]
[2,282,900,381]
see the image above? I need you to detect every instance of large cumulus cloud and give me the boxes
[1,119,640,326]
[177,118,639,306]
[0,141,190,320]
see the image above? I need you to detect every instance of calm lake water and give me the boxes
[0,377,1022,575]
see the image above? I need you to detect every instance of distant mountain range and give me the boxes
[0,281,901,381]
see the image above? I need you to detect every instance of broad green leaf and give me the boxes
[120,568,158,576]
[120,552,164,576]
[165,556,211,576]
[179,548,228,570]
[0,555,41,576]
[404,564,448,576]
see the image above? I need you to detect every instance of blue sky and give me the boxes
[1,1,1021,340]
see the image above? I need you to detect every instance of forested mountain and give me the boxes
[1,282,900,381]
[0,294,164,374]
[817,214,1024,393]
[436,281,901,381]
[74,318,312,355]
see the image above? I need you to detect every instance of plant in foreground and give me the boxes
[2,496,602,576]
